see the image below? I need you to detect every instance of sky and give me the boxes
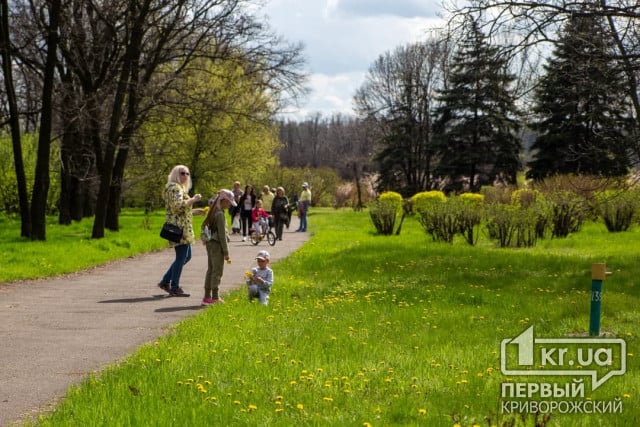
[261,0,445,120]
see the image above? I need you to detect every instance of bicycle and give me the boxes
[250,226,277,246]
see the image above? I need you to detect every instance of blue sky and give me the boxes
[261,0,444,120]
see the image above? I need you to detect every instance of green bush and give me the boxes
[417,198,457,243]
[546,190,587,238]
[369,191,403,235]
[455,195,484,245]
[485,201,543,248]
[485,203,519,247]
[593,189,639,232]
[511,188,551,239]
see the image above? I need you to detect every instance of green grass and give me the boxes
[9,209,640,426]
[0,210,169,283]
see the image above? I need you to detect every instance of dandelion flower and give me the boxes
[297,403,304,410]
[418,408,427,415]
[623,393,631,399]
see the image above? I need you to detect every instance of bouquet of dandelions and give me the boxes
[244,269,254,284]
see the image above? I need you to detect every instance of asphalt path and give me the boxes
[0,229,309,426]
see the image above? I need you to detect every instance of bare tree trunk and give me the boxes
[93,0,147,238]
[352,162,363,211]
[0,0,31,237]
[30,0,61,240]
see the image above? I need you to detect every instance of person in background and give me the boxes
[158,165,204,297]
[200,189,236,306]
[271,186,289,241]
[259,185,275,228]
[260,185,274,213]
[246,250,274,306]
[230,181,243,235]
[238,185,256,242]
[296,182,311,232]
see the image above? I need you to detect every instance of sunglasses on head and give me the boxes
[180,171,190,176]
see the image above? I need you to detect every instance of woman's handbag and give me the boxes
[160,222,183,243]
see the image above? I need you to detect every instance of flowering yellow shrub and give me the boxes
[459,193,485,204]
[378,191,403,206]
[511,188,543,208]
[411,191,446,213]
[369,191,403,235]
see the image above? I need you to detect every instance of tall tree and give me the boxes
[0,0,30,236]
[8,0,306,239]
[451,0,640,164]
[30,0,61,240]
[526,13,634,179]
[434,17,521,191]
[354,39,448,196]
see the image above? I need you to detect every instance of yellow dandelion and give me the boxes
[477,373,484,378]
[323,396,334,402]
[248,404,257,411]
[623,393,631,399]
[275,408,284,413]
[233,400,241,405]
[297,403,304,410]
[418,408,427,415]
[364,423,372,427]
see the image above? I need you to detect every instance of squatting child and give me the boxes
[246,250,274,306]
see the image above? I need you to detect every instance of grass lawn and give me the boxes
[6,208,638,426]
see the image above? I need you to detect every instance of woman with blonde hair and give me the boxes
[157,165,203,297]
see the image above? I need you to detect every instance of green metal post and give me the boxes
[589,263,606,337]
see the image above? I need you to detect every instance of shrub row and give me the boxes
[369,184,640,247]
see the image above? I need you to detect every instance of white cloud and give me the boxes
[331,0,440,18]
[278,72,365,120]
[263,0,444,119]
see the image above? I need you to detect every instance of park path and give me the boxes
[0,229,308,426]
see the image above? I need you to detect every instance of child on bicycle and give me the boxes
[251,199,270,239]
